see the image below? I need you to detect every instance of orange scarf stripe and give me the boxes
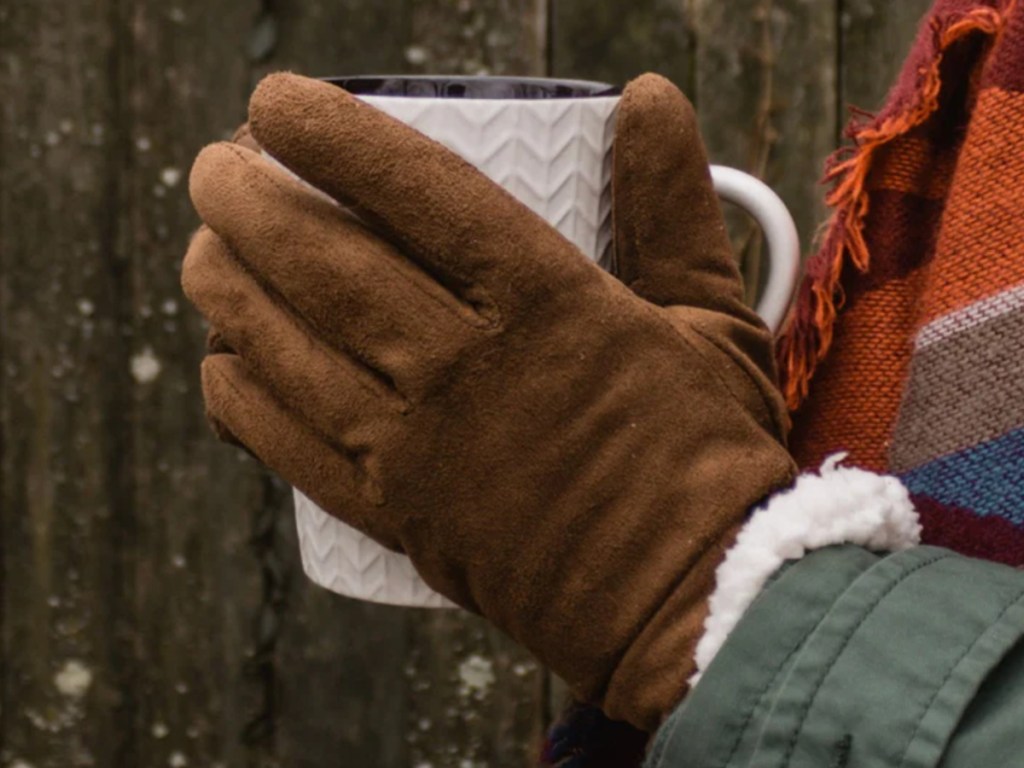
[776,1,1015,412]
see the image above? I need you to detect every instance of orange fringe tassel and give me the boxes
[776,1,1013,412]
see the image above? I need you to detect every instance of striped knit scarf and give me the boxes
[779,0,1024,564]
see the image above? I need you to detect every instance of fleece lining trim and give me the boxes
[691,453,921,684]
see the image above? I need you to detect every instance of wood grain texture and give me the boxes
[407,0,549,76]
[694,0,837,301]
[120,4,268,767]
[0,0,270,765]
[0,2,137,765]
[840,0,933,112]
[248,0,412,83]
[404,614,547,768]
[551,0,695,92]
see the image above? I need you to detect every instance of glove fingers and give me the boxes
[189,145,476,392]
[192,122,256,359]
[201,353,401,550]
[247,73,583,320]
[231,122,260,152]
[182,227,406,438]
[206,326,234,354]
[203,327,251,449]
[613,74,750,320]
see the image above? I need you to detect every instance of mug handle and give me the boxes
[709,166,801,333]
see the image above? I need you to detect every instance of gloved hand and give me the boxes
[183,72,796,730]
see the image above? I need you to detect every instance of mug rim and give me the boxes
[322,75,620,99]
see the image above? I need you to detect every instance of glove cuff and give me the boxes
[691,453,921,684]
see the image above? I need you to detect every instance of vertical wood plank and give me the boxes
[121,2,268,767]
[404,615,547,768]
[694,0,837,299]
[249,3,551,766]
[248,0,412,83]
[840,0,932,113]
[407,0,549,76]
[551,0,695,91]
[0,2,130,765]
[1,1,273,766]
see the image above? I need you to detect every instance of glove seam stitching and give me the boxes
[689,323,785,439]
[205,357,386,511]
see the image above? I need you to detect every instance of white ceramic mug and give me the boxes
[290,76,801,608]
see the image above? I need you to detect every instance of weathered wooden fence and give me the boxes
[1,1,931,766]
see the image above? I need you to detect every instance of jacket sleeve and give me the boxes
[646,543,1024,768]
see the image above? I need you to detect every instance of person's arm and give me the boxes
[649,463,1024,768]
[652,545,1024,767]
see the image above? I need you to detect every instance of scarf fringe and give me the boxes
[776,2,1012,412]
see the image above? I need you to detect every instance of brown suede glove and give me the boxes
[204,123,258,359]
[183,72,796,730]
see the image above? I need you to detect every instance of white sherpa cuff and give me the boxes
[690,453,921,685]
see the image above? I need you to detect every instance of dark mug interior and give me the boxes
[323,75,619,99]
